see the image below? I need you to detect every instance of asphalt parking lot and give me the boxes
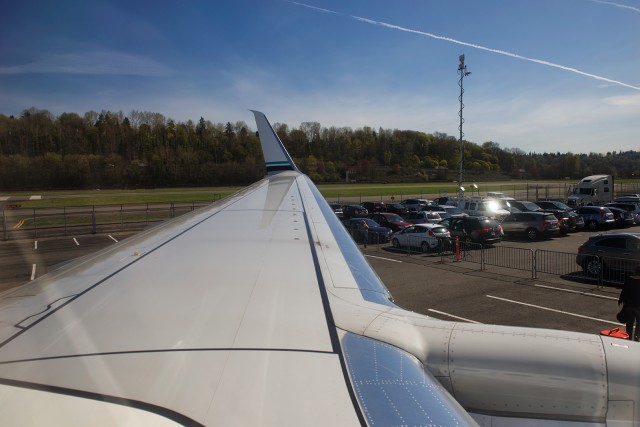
[0,226,633,337]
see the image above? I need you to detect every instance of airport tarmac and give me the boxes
[0,231,625,337]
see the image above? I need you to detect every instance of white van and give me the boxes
[457,197,510,221]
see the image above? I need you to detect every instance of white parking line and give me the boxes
[29,195,41,200]
[108,235,118,243]
[0,196,9,201]
[34,241,38,250]
[486,295,621,325]
[534,284,618,300]
[30,264,36,281]
[365,255,402,263]
[73,238,80,246]
[427,309,482,323]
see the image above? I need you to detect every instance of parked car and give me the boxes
[341,218,392,244]
[368,212,411,232]
[401,210,443,224]
[422,205,469,218]
[550,210,584,233]
[506,200,544,212]
[573,206,615,230]
[399,198,431,212]
[385,203,409,215]
[328,203,343,218]
[576,232,640,277]
[605,202,640,224]
[536,200,573,211]
[362,201,386,213]
[607,206,635,228]
[391,223,451,253]
[501,212,560,240]
[341,204,368,219]
[448,216,503,245]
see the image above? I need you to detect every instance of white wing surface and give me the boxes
[0,111,638,426]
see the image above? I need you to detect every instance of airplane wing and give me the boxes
[0,111,638,426]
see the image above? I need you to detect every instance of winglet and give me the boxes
[251,110,299,175]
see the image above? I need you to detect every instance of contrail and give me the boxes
[590,0,640,13]
[288,1,640,91]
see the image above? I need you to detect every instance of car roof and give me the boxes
[411,223,447,229]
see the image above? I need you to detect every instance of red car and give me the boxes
[368,212,411,232]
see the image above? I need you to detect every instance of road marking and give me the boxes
[108,235,118,242]
[427,309,482,323]
[34,241,38,250]
[0,196,8,201]
[365,255,402,263]
[73,238,80,246]
[486,295,621,325]
[29,195,41,200]
[30,264,36,281]
[534,284,618,300]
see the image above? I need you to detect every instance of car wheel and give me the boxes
[421,241,430,253]
[392,238,400,249]
[526,228,538,241]
[583,256,603,277]
[587,220,599,231]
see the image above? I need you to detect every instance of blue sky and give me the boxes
[1,0,639,154]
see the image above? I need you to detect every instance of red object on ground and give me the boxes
[600,328,629,339]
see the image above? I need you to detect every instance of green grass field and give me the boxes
[1,180,583,208]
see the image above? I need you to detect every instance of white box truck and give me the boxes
[566,174,614,207]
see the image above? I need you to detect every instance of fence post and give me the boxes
[92,206,97,234]
[33,208,37,239]
[455,236,460,261]
[2,209,6,241]
[532,250,537,279]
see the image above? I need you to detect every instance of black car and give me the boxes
[342,218,392,244]
[385,203,409,215]
[607,206,635,228]
[576,232,640,278]
[448,216,503,245]
[341,204,368,219]
[506,200,544,212]
[361,201,385,213]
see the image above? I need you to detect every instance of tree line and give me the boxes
[0,107,638,190]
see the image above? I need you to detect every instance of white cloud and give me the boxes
[0,51,173,76]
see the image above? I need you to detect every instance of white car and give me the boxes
[391,223,451,252]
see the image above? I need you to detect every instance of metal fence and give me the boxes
[350,232,637,286]
[1,202,210,240]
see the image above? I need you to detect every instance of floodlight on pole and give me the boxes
[457,55,471,198]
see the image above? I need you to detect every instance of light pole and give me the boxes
[458,54,471,198]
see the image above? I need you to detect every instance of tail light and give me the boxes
[479,227,489,234]
[600,209,606,218]
[578,245,584,254]
[428,230,436,237]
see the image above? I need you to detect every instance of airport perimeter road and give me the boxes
[364,243,624,336]
[0,233,137,292]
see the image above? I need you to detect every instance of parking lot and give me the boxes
[0,222,635,337]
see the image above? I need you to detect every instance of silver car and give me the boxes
[501,212,560,241]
